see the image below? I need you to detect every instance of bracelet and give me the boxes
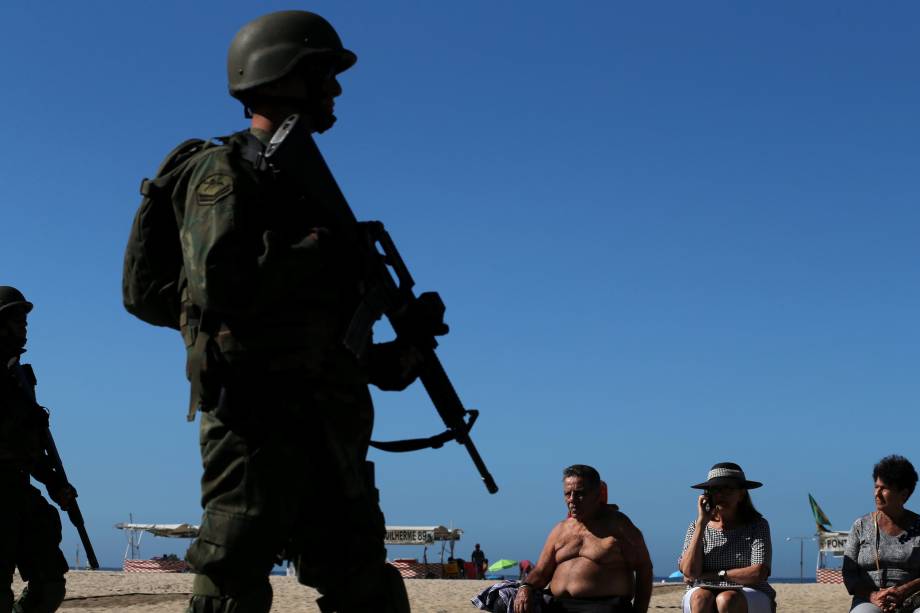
[519,582,535,591]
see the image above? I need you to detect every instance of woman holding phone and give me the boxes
[678,462,775,613]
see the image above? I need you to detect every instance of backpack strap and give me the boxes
[141,136,234,196]
[233,130,269,172]
[140,139,207,196]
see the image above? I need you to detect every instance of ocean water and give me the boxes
[80,566,291,576]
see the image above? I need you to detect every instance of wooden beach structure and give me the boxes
[815,531,847,584]
[115,521,465,577]
[809,495,846,584]
[385,525,463,579]
[115,521,198,572]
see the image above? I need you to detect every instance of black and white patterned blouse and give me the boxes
[680,516,775,600]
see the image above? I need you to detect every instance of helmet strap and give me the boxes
[247,95,335,134]
[0,332,25,361]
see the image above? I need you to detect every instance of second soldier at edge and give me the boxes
[0,287,75,613]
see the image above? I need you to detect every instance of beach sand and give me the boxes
[13,572,852,612]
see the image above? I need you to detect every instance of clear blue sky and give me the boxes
[1,1,918,579]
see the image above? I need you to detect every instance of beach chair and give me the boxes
[443,561,460,579]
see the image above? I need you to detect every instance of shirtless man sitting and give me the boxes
[514,465,653,613]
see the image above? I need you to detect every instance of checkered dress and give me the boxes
[680,516,775,600]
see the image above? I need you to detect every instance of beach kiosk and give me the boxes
[115,521,199,572]
[384,525,463,579]
[808,495,848,584]
[816,530,848,584]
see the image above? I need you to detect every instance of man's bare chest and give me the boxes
[556,529,625,565]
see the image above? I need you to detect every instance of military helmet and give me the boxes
[227,10,357,100]
[0,286,33,317]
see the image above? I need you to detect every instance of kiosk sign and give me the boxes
[819,532,848,555]
[385,529,435,545]
[383,525,462,546]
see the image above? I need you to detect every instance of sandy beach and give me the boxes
[12,571,852,612]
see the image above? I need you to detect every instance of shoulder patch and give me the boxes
[196,174,234,205]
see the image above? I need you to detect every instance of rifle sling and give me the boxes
[369,428,458,453]
[370,409,478,453]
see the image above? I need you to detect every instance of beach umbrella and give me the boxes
[488,559,517,572]
[668,571,683,580]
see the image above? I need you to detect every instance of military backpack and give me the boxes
[122,138,224,329]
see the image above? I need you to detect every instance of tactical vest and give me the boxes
[0,360,44,466]
[177,131,370,418]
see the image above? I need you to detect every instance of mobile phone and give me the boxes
[702,490,713,513]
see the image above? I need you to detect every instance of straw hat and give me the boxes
[691,462,762,490]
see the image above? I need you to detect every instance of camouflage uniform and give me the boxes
[177,126,412,613]
[168,12,421,611]
[0,289,68,613]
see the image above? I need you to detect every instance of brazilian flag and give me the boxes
[809,493,832,532]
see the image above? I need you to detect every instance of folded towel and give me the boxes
[471,580,552,612]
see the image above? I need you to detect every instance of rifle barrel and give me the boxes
[44,431,100,569]
[71,512,100,569]
[416,347,499,494]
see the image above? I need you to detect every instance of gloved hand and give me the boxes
[369,340,423,392]
[406,292,449,338]
[50,483,77,511]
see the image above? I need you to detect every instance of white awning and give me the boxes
[384,525,462,545]
[115,523,461,545]
[115,523,200,538]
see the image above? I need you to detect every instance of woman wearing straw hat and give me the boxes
[678,462,775,613]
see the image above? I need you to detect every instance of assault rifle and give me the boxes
[255,114,498,494]
[9,361,100,568]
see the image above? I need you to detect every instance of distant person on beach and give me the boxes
[519,559,534,580]
[678,462,774,613]
[473,544,487,579]
[140,10,446,613]
[514,464,653,613]
[843,455,920,613]
[0,287,74,613]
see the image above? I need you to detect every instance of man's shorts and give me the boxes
[547,595,635,613]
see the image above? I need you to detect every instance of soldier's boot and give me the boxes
[12,580,65,613]
[316,562,410,613]
[186,574,272,613]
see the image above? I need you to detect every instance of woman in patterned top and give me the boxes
[678,462,774,613]
[843,455,920,613]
